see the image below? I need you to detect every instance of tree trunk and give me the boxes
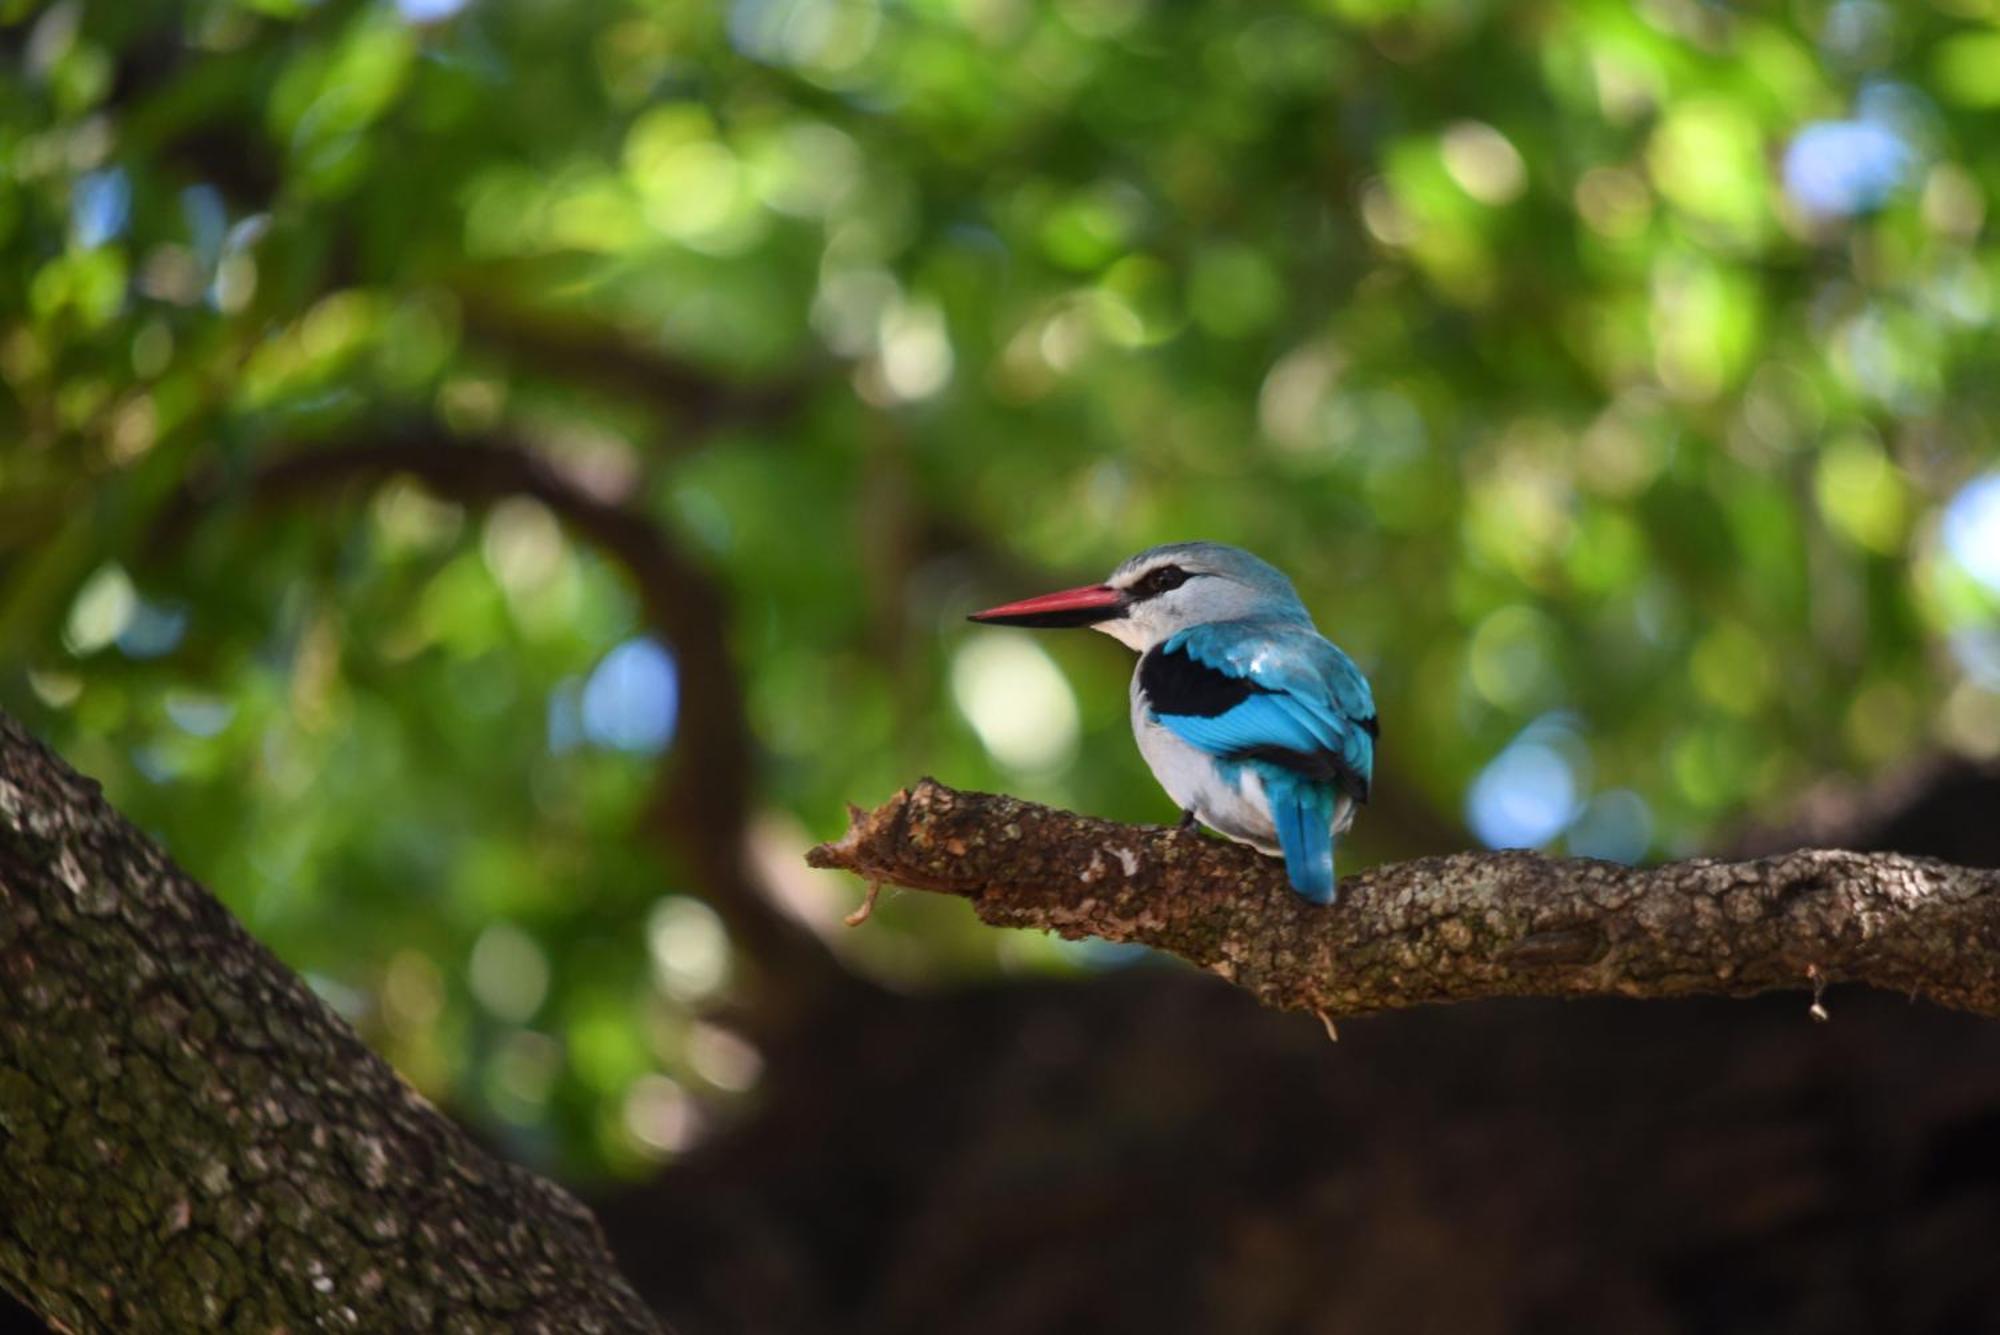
[0,712,662,1333]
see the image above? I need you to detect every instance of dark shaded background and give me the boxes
[588,766,2000,1335]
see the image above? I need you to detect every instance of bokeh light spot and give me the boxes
[1783,120,1910,218]
[686,1022,764,1093]
[165,691,235,737]
[397,0,470,21]
[1466,715,1588,849]
[1441,121,1526,205]
[117,598,188,660]
[1815,436,1907,553]
[71,168,131,248]
[469,923,550,1023]
[64,564,137,656]
[582,638,679,754]
[951,630,1081,774]
[875,299,954,402]
[482,497,566,597]
[1942,474,2000,595]
[729,0,880,74]
[648,896,731,1001]
[623,1073,702,1154]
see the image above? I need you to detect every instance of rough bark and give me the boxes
[0,712,662,1333]
[808,780,2000,1020]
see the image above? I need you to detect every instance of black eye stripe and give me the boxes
[1133,565,1192,598]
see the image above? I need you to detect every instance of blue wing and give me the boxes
[1140,619,1376,903]
[1143,621,1375,802]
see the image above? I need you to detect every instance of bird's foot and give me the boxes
[1177,808,1199,832]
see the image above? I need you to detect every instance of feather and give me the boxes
[1137,620,1372,903]
[1144,622,1375,804]
[1258,766,1338,904]
[1137,640,1261,717]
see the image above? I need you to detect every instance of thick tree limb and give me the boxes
[0,712,663,1332]
[808,781,2000,1019]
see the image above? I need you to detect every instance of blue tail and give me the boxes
[1260,768,1338,905]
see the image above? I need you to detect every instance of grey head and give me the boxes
[1098,542,1310,650]
[968,541,1312,652]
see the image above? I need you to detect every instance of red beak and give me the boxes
[968,583,1126,629]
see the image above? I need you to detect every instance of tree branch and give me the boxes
[808,781,2000,1019]
[156,428,860,1019]
[456,295,816,436]
[0,711,663,1332]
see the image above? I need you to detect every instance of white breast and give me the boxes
[1128,670,1281,855]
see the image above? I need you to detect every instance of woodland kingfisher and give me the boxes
[970,542,1376,905]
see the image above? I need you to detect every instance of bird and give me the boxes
[969,541,1376,905]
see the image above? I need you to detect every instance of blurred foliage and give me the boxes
[3,0,1999,1174]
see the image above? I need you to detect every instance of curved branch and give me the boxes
[808,781,2000,1019]
[156,429,858,1018]
[0,712,662,1331]
[456,295,816,435]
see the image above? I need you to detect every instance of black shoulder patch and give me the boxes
[1139,642,1263,718]
[1360,714,1379,739]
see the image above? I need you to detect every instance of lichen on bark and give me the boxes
[0,712,663,1333]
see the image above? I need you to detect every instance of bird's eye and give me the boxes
[1136,565,1190,598]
